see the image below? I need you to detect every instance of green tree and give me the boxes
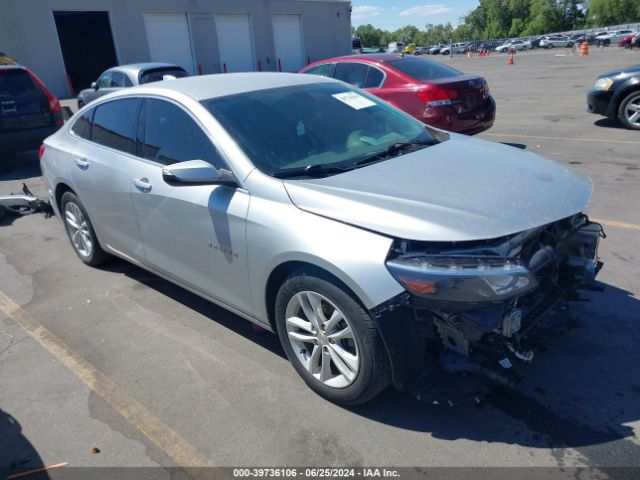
[523,0,560,34]
[353,24,384,47]
[588,0,640,26]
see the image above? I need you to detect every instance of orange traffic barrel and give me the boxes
[580,41,589,56]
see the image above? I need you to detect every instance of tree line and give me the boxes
[353,0,640,46]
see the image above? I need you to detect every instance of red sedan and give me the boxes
[300,54,495,135]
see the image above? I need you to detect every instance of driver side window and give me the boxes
[97,72,111,89]
[142,99,226,169]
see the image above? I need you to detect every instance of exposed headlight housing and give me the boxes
[386,255,537,303]
[593,77,614,91]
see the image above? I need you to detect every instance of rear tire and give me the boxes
[618,90,640,130]
[275,272,390,405]
[60,191,110,266]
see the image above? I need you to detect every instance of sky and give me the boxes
[351,1,479,31]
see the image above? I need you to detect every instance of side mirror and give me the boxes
[91,82,98,90]
[162,159,237,186]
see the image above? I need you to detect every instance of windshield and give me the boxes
[202,83,441,178]
[140,67,188,84]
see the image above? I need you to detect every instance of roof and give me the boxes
[333,53,403,63]
[110,62,183,75]
[141,72,336,101]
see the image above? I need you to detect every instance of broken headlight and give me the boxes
[386,255,537,303]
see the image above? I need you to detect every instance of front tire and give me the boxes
[618,91,640,130]
[60,191,110,266]
[275,272,390,405]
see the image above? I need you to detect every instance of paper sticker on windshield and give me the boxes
[332,92,376,110]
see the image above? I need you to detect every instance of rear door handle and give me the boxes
[133,177,152,192]
[75,157,89,169]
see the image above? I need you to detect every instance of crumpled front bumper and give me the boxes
[371,216,604,402]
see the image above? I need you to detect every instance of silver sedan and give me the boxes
[41,73,603,404]
[76,62,187,108]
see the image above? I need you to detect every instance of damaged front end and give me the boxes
[373,213,604,403]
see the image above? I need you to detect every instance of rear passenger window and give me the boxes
[71,108,94,140]
[143,99,225,168]
[333,63,369,88]
[365,67,384,88]
[304,63,334,77]
[91,98,141,154]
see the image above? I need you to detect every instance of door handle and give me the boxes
[133,177,152,192]
[75,157,89,169]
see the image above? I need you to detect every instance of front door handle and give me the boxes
[75,157,89,169]
[133,177,152,192]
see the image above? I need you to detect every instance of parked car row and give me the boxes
[593,29,636,46]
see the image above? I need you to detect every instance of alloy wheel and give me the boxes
[623,93,640,127]
[64,201,93,258]
[285,291,360,388]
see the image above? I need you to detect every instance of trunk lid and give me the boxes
[430,74,489,112]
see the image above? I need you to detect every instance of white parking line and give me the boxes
[484,133,640,145]
[0,290,215,473]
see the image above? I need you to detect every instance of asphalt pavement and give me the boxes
[1,46,639,475]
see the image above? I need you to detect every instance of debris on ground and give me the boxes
[0,183,53,220]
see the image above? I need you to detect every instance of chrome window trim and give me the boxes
[67,94,241,186]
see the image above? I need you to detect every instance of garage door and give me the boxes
[144,13,195,74]
[215,14,255,72]
[272,14,305,72]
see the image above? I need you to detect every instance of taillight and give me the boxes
[48,96,61,113]
[482,82,490,98]
[417,88,459,107]
[25,67,62,121]
[39,144,45,162]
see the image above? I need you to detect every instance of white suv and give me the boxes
[540,36,574,48]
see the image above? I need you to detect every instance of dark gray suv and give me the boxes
[0,58,63,153]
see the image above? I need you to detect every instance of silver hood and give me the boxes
[283,134,593,242]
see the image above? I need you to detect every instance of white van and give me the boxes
[387,42,404,53]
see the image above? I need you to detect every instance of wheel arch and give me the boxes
[613,81,640,117]
[54,182,75,212]
[264,260,366,332]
